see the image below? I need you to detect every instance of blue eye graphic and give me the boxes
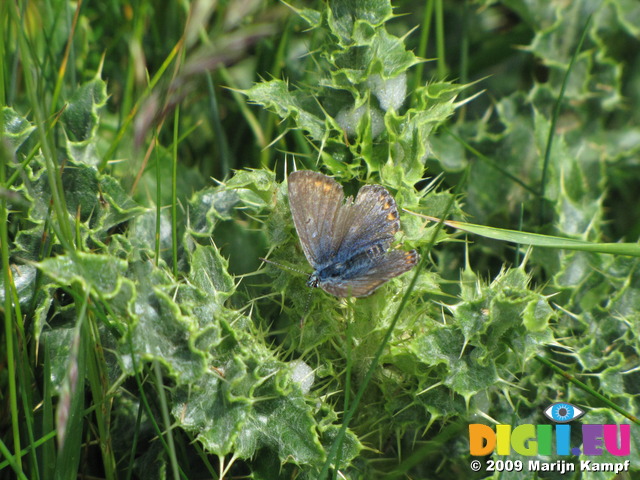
[543,403,584,423]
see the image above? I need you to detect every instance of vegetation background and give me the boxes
[1,0,639,479]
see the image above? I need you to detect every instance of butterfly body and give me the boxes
[308,239,389,289]
[288,170,418,297]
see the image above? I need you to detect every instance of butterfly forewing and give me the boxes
[288,171,344,268]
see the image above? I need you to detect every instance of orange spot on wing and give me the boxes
[404,251,418,265]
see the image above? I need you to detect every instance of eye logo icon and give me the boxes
[543,402,584,423]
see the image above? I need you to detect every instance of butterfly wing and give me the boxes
[289,170,418,297]
[330,184,402,260]
[320,249,419,297]
[288,170,344,268]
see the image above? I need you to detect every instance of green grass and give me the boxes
[2,1,640,479]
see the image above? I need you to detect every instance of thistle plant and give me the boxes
[2,1,639,479]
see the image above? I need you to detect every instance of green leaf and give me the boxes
[327,0,393,44]
[417,215,640,257]
[38,252,127,297]
[245,80,328,141]
[61,77,108,143]
[119,259,207,383]
[444,350,498,400]
[173,341,328,466]
[2,107,35,152]
[60,75,108,166]
[97,174,146,231]
[188,244,235,305]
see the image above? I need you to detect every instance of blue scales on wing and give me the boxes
[287,170,418,297]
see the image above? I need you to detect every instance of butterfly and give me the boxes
[287,170,419,297]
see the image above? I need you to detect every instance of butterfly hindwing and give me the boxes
[320,249,419,297]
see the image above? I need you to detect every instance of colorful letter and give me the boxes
[556,424,571,455]
[511,424,537,455]
[537,425,552,456]
[469,424,496,456]
[496,425,511,455]
[582,424,604,455]
[604,424,630,456]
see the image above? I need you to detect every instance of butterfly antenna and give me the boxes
[258,257,308,276]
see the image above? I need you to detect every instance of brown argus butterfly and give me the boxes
[288,170,418,297]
